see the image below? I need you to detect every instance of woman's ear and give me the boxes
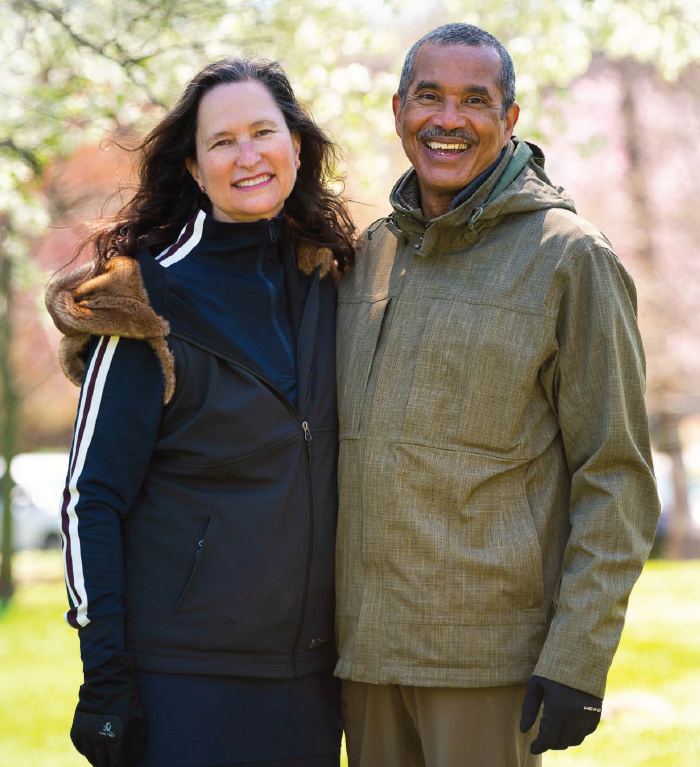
[292,133,301,164]
[185,157,201,188]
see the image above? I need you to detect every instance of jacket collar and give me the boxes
[384,138,576,257]
[45,236,333,405]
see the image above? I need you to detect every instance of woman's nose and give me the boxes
[237,140,260,168]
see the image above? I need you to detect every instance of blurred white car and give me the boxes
[0,452,69,551]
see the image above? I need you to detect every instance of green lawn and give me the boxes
[1,555,698,766]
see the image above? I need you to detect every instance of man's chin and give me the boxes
[417,171,475,199]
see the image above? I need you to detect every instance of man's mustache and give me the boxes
[417,127,478,144]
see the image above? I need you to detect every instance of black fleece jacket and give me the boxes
[57,211,339,679]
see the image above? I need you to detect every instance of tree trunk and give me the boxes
[654,414,695,559]
[0,223,18,606]
[617,59,695,558]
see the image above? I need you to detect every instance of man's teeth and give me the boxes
[426,141,470,151]
[235,174,272,187]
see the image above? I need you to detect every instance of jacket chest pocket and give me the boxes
[337,296,392,439]
[399,298,555,455]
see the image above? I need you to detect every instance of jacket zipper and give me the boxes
[290,367,314,677]
[257,234,296,370]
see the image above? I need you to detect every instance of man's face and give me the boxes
[393,43,519,219]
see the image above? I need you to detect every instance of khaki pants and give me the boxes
[342,681,541,767]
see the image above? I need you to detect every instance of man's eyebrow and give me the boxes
[412,81,495,99]
[412,80,440,93]
[466,85,493,98]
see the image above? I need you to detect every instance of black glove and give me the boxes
[70,652,146,767]
[519,675,602,754]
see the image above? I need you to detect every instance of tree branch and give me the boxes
[17,0,167,108]
[0,139,42,174]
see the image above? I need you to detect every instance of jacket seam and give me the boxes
[387,437,531,462]
[155,431,302,469]
[422,294,558,321]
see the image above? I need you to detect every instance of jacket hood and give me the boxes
[388,137,577,239]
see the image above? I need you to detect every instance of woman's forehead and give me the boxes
[197,81,285,136]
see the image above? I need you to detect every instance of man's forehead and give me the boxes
[409,43,502,90]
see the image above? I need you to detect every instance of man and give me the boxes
[335,23,660,767]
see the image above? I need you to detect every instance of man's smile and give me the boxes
[423,139,473,156]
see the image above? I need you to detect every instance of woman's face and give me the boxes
[186,80,301,224]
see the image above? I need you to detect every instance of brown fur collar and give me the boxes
[295,243,340,285]
[45,243,338,404]
[45,258,176,404]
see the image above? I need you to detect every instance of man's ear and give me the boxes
[503,102,520,142]
[392,93,402,139]
[185,157,201,188]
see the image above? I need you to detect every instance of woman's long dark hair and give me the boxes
[88,58,355,271]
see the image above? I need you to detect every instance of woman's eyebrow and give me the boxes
[205,119,278,141]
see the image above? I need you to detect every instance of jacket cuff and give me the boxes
[78,611,126,673]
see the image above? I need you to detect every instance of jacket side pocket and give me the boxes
[170,516,212,617]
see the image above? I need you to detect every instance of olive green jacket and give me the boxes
[334,138,660,698]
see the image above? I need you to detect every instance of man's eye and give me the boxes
[418,93,438,101]
[466,97,486,105]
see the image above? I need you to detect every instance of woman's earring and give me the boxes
[200,184,205,192]
[295,160,300,170]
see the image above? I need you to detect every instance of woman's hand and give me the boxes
[70,652,146,767]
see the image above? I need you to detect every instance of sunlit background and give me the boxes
[1,1,699,765]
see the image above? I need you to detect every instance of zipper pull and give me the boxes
[267,219,277,242]
[302,421,312,441]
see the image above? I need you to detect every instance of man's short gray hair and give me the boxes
[397,23,516,117]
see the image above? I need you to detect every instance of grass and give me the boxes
[1,555,698,766]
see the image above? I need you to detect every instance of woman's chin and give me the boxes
[211,200,286,224]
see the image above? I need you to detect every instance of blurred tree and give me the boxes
[543,53,700,558]
[1,221,18,606]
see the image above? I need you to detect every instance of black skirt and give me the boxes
[137,668,342,767]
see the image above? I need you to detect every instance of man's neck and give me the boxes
[417,146,509,221]
[449,146,508,213]
[419,190,453,221]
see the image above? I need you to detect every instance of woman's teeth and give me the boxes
[234,174,272,187]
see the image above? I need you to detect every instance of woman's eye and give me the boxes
[256,129,274,137]
[212,139,232,148]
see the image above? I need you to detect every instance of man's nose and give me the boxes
[435,98,467,131]
[237,140,260,168]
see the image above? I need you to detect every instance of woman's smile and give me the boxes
[232,173,274,189]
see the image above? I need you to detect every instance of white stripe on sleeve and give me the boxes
[62,335,120,627]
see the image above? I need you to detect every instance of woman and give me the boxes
[46,57,354,767]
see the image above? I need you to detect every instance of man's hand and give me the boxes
[70,652,145,767]
[519,675,602,754]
